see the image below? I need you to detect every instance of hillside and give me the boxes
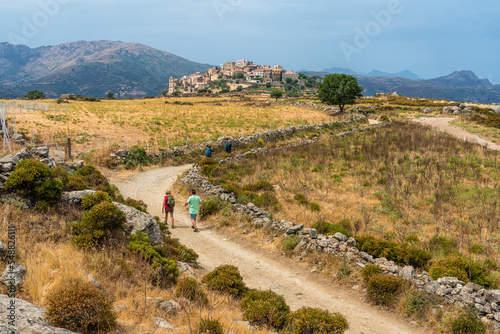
[0,41,212,98]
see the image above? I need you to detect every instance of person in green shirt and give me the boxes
[185,189,203,232]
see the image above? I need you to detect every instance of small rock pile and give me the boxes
[443,103,473,115]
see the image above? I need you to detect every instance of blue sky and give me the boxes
[1,0,499,82]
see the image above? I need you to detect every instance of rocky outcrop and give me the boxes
[443,104,473,115]
[113,202,163,245]
[0,294,78,333]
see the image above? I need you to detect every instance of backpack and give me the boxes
[167,196,176,208]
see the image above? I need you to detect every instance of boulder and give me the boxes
[399,266,416,280]
[115,149,129,158]
[32,147,49,158]
[346,237,356,247]
[155,317,174,329]
[424,281,441,294]
[114,202,163,245]
[177,261,196,279]
[60,190,96,205]
[0,295,78,333]
[157,300,180,314]
[286,224,304,235]
[68,160,84,169]
[0,154,19,165]
[0,264,27,287]
[0,163,13,172]
[423,108,432,113]
[15,148,31,161]
[333,232,348,242]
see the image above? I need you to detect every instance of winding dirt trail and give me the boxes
[112,166,427,334]
[413,117,500,151]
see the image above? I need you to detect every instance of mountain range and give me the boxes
[303,69,500,104]
[0,40,212,98]
[0,40,499,103]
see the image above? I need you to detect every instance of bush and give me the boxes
[450,309,485,334]
[428,255,495,288]
[240,289,290,329]
[67,175,87,191]
[202,265,247,298]
[366,274,405,306]
[162,236,199,264]
[283,235,301,253]
[175,277,208,305]
[46,278,117,333]
[202,197,222,217]
[426,235,458,256]
[312,221,351,237]
[122,197,148,213]
[253,191,279,209]
[355,235,431,269]
[4,159,63,206]
[128,231,179,284]
[199,317,224,334]
[361,264,382,284]
[81,191,111,210]
[123,146,152,169]
[244,180,274,192]
[74,165,117,199]
[257,138,264,146]
[294,193,308,205]
[72,202,126,248]
[284,307,349,334]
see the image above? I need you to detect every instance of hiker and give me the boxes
[225,139,232,153]
[205,145,213,158]
[185,189,203,232]
[162,190,175,229]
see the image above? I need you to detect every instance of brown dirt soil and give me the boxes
[111,165,428,334]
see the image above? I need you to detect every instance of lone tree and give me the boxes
[106,92,116,100]
[270,89,283,101]
[25,90,46,100]
[317,74,363,113]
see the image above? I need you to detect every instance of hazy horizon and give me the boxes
[1,0,499,83]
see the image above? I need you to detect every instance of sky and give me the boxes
[1,0,500,83]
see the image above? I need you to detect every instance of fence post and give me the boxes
[66,137,71,159]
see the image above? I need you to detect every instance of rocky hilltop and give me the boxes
[0,40,212,98]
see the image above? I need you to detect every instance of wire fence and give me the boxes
[1,99,69,113]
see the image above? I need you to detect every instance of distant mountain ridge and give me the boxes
[319,67,422,80]
[302,69,500,103]
[0,40,212,98]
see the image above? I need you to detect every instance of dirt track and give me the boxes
[112,166,427,334]
[414,117,500,151]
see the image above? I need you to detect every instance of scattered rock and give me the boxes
[155,317,173,329]
[177,261,196,278]
[0,264,27,287]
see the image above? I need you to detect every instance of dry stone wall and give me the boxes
[180,123,500,331]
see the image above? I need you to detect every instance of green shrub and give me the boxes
[244,180,274,192]
[74,165,117,199]
[52,165,70,188]
[4,159,62,206]
[122,197,148,213]
[72,202,126,248]
[283,235,301,253]
[123,146,152,169]
[355,235,431,269]
[312,221,351,236]
[67,174,87,191]
[284,307,349,334]
[428,255,495,288]
[199,317,224,334]
[253,191,279,208]
[46,278,117,333]
[450,309,485,334]
[403,291,433,317]
[202,197,222,217]
[361,264,382,284]
[367,274,405,306]
[162,236,199,264]
[294,193,308,205]
[199,157,217,167]
[81,191,111,210]
[175,277,208,305]
[202,265,247,298]
[240,289,290,329]
[308,202,321,211]
[426,235,458,256]
[127,231,179,284]
[257,138,264,146]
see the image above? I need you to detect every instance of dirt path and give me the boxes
[112,166,427,334]
[414,117,500,151]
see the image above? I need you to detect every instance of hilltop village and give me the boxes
[167,59,302,94]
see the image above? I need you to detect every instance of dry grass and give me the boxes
[7,96,336,159]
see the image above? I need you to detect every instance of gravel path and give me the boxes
[112,165,428,334]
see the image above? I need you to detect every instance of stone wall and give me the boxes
[180,124,500,331]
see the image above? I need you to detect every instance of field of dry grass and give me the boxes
[7,96,338,159]
[202,121,500,282]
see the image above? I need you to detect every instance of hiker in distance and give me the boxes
[205,145,213,158]
[185,189,203,232]
[162,190,176,229]
[225,139,232,154]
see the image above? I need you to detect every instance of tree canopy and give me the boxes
[317,74,363,112]
[25,90,46,100]
[270,89,283,101]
